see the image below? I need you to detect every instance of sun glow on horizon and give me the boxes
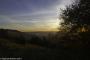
[0,0,73,32]
[0,18,60,32]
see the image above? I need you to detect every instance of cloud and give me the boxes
[0,0,73,31]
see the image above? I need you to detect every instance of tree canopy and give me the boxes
[60,0,90,32]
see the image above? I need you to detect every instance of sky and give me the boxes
[0,0,73,32]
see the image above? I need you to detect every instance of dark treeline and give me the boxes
[0,29,63,48]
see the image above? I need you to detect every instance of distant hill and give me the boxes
[0,29,52,47]
[0,29,22,38]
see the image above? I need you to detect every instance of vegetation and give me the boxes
[0,0,90,59]
[60,0,90,32]
[59,0,90,48]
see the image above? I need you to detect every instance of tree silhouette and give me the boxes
[59,0,90,48]
[60,0,90,32]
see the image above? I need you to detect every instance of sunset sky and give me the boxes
[0,0,73,32]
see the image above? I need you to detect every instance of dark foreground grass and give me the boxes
[0,38,89,60]
[0,45,89,60]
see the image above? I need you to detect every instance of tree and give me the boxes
[58,0,90,48]
[60,0,90,32]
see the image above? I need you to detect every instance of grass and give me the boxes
[0,38,89,60]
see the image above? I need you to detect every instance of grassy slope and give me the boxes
[0,38,89,60]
